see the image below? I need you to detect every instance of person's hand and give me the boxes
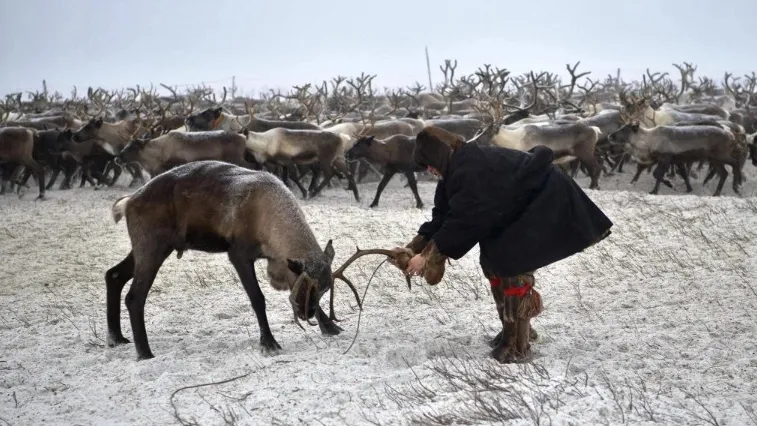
[405,254,426,276]
[388,247,413,269]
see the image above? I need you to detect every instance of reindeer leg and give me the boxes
[108,162,123,187]
[579,151,602,190]
[106,251,135,346]
[126,164,143,188]
[405,170,424,209]
[730,161,742,195]
[568,160,580,178]
[18,168,33,188]
[285,165,309,199]
[46,166,61,190]
[631,163,646,184]
[713,163,728,197]
[675,159,693,193]
[21,157,45,200]
[702,163,717,186]
[650,159,672,195]
[337,158,360,203]
[348,159,361,185]
[370,169,396,208]
[307,167,322,196]
[227,247,282,354]
[315,306,343,336]
[125,246,173,360]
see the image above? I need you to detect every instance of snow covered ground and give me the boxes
[1,165,757,426]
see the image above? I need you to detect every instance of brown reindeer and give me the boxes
[608,122,743,196]
[345,135,425,209]
[71,117,146,186]
[115,130,260,177]
[105,160,376,360]
[239,127,360,202]
[185,106,320,132]
[186,106,322,191]
[0,127,46,199]
[57,129,115,188]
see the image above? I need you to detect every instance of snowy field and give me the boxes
[1,165,757,426]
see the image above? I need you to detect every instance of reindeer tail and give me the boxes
[111,195,132,224]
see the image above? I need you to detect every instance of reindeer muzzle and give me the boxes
[288,272,318,329]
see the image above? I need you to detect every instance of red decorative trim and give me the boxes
[503,283,533,297]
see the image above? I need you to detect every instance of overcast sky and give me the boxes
[1,0,755,97]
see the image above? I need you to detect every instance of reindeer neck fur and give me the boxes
[491,125,529,151]
[323,122,363,137]
[133,138,167,176]
[639,106,676,128]
[242,129,280,163]
[363,138,392,164]
[99,119,142,145]
[64,137,95,155]
[250,177,328,290]
[218,112,251,131]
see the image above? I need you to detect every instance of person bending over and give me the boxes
[391,126,613,363]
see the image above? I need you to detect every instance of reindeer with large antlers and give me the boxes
[104,160,405,360]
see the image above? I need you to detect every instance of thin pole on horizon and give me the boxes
[425,46,433,91]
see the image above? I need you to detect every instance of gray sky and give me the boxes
[1,0,755,97]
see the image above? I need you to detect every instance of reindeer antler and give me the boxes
[329,247,412,322]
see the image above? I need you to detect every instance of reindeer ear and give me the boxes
[241,128,249,137]
[213,107,223,115]
[366,135,375,144]
[323,239,335,264]
[287,258,304,275]
[94,117,103,127]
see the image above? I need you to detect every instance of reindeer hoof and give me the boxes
[259,336,282,354]
[369,202,379,208]
[107,334,130,347]
[318,320,343,336]
[35,194,45,201]
[136,351,155,361]
[416,202,424,209]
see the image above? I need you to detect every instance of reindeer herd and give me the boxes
[2,61,757,361]
[1,61,756,207]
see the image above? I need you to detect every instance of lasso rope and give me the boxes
[342,258,389,355]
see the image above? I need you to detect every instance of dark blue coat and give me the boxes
[417,142,613,277]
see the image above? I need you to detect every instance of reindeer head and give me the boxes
[72,117,104,142]
[287,240,336,323]
[345,135,375,161]
[185,107,223,131]
[56,129,75,151]
[618,91,651,124]
[502,109,530,125]
[607,121,640,145]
